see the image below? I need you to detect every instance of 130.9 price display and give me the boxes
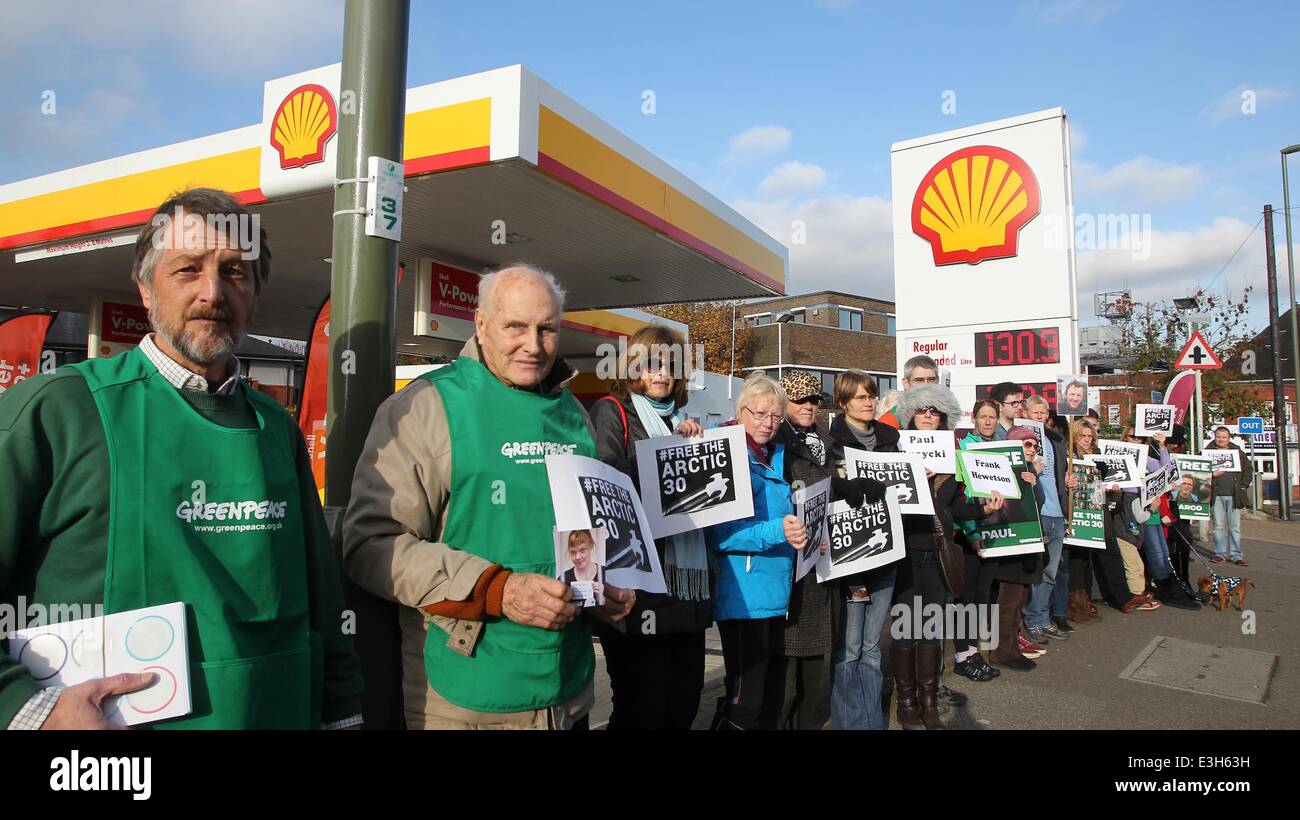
[974,327,1060,368]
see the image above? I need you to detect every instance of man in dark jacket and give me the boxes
[1207,426,1253,565]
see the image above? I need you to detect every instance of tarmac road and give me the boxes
[588,517,1298,730]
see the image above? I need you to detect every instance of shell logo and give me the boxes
[269,84,338,170]
[911,145,1040,266]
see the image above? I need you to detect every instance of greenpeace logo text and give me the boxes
[175,480,287,524]
[500,441,579,464]
[51,750,151,801]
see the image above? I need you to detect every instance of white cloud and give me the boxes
[731,194,895,298]
[1017,0,1121,24]
[1075,156,1204,208]
[1068,121,1087,155]
[723,125,792,165]
[1075,216,1270,319]
[759,161,827,198]
[0,0,344,180]
[1202,85,1293,123]
[0,1,342,78]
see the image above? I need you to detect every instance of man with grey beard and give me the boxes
[0,188,363,730]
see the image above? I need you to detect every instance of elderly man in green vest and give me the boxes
[344,265,636,729]
[0,188,364,729]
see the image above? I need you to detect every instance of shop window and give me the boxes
[821,371,836,398]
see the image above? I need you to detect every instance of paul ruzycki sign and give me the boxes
[892,109,1080,419]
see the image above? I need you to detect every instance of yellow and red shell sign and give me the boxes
[269,83,338,170]
[911,145,1040,266]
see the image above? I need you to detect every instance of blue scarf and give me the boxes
[643,394,676,418]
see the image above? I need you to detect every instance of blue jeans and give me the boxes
[1024,516,1065,630]
[1212,497,1243,561]
[1142,523,1172,581]
[831,566,895,730]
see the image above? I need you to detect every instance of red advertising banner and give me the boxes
[101,301,151,345]
[298,299,330,502]
[429,261,479,319]
[0,312,55,397]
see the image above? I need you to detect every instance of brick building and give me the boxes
[738,290,897,398]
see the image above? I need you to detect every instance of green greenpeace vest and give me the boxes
[69,348,318,729]
[421,356,597,713]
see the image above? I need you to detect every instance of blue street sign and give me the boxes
[1238,416,1264,435]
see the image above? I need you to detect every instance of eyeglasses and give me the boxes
[916,406,941,416]
[1001,399,1025,407]
[743,406,780,423]
[793,395,821,406]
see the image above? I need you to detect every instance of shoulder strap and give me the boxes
[598,395,629,449]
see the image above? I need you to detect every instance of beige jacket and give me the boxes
[341,336,593,726]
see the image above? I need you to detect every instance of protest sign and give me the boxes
[1056,374,1090,416]
[960,440,1044,557]
[898,429,956,475]
[1065,459,1106,549]
[1205,448,1241,473]
[1172,455,1213,521]
[955,450,1022,500]
[816,492,906,582]
[635,426,752,538]
[1098,438,1145,467]
[1084,453,1141,489]
[792,477,832,582]
[553,526,607,607]
[1140,462,1173,508]
[546,454,667,593]
[844,450,934,515]
[1135,404,1176,437]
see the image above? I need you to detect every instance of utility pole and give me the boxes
[327,0,411,727]
[1264,205,1292,520]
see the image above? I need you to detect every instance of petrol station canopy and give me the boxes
[0,64,788,358]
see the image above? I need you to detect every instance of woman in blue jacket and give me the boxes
[707,374,808,730]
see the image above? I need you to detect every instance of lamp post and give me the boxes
[1281,147,1299,513]
[1282,146,1299,406]
[775,310,795,380]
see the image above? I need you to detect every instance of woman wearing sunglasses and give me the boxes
[891,385,1006,728]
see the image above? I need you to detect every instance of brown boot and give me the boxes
[1069,590,1100,624]
[891,645,924,730]
[916,644,947,730]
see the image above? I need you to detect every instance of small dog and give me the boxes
[1197,575,1255,611]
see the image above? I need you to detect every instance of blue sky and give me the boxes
[1,0,1296,328]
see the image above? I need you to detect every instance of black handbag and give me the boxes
[931,476,965,597]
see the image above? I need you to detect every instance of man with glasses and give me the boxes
[880,355,942,429]
[989,381,1025,441]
